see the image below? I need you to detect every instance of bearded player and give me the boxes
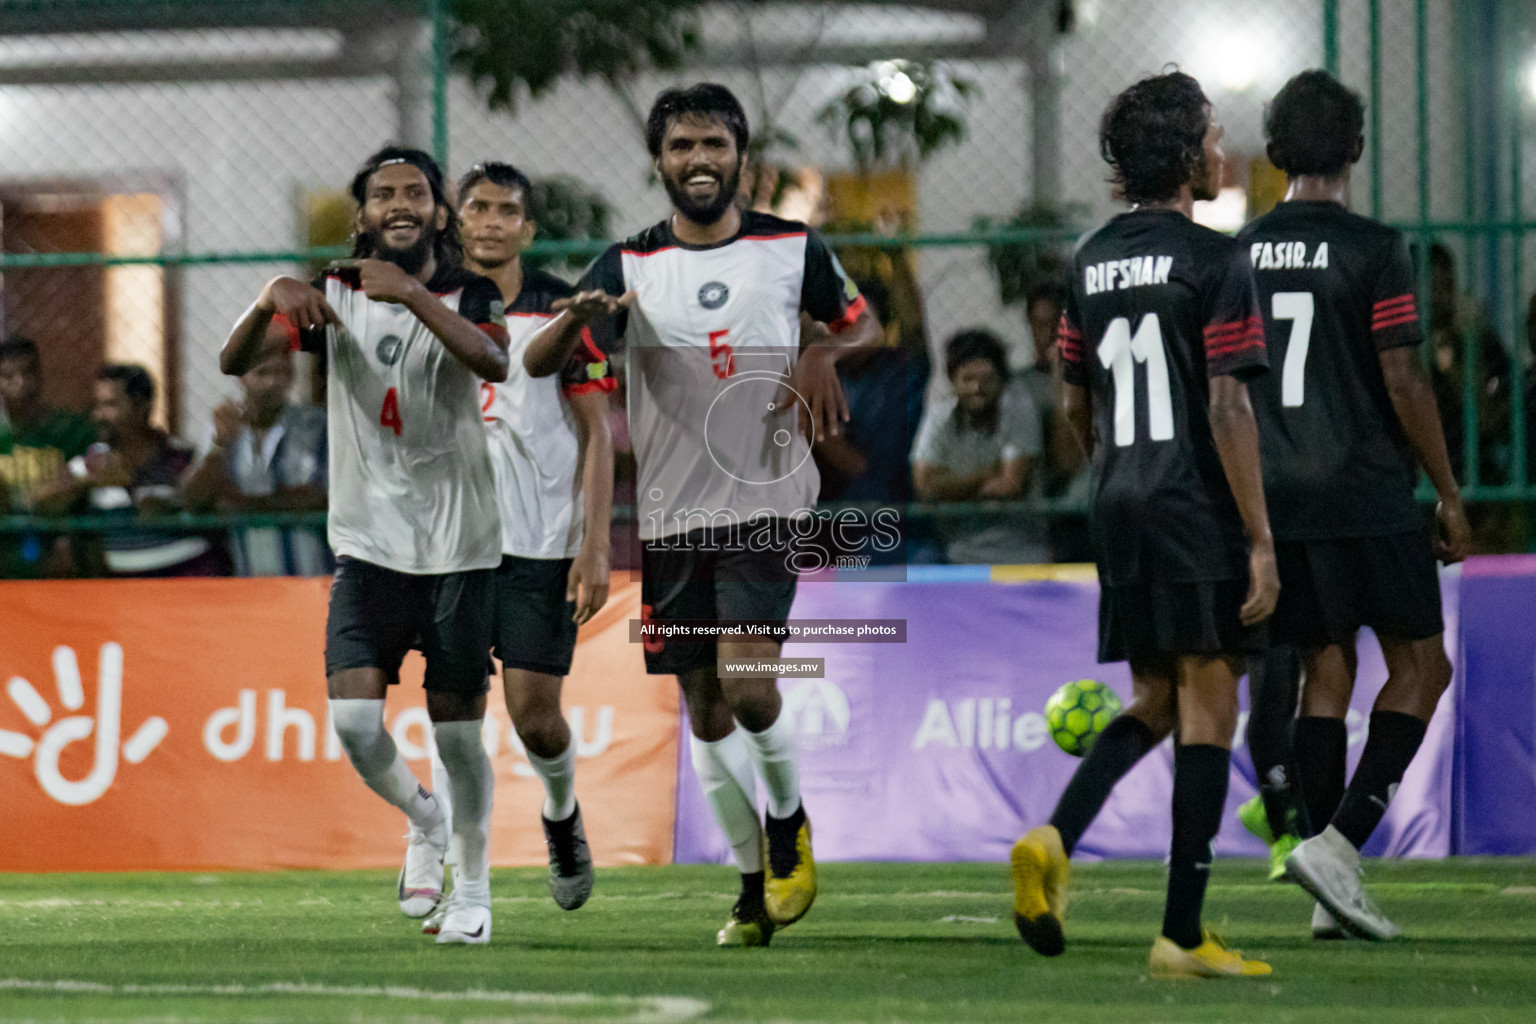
[525,83,882,946]
[222,146,508,945]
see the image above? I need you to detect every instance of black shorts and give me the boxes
[1271,530,1443,649]
[1099,577,1267,665]
[324,556,494,694]
[493,554,578,677]
[640,523,799,676]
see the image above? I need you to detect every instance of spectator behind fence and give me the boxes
[911,328,1047,564]
[38,363,226,577]
[182,324,330,576]
[1422,242,1512,485]
[812,270,934,563]
[0,337,96,576]
[1016,278,1093,561]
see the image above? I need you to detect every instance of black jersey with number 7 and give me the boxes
[1059,208,1268,587]
[1237,200,1425,541]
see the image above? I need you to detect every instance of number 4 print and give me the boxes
[380,387,402,436]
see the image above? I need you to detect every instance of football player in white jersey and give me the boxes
[527,84,883,946]
[440,160,614,917]
[221,147,509,945]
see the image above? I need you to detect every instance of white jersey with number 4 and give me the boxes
[293,263,507,575]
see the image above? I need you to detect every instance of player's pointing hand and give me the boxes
[553,289,636,324]
[332,258,426,306]
[259,276,341,332]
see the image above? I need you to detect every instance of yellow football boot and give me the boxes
[1149,929,1273,978]
[764,808,817,927]
[1010,825,1069,956]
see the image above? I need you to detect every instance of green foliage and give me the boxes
[818,60,977,171]
[974,202,1086,307]
[449,0,704,112]
[524,174,613,271]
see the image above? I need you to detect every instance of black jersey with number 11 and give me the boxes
[1237,200,1423,540]
[1059,208,1267,586]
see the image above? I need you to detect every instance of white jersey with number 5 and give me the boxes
[576,212,865,541]
[294,263,507,575]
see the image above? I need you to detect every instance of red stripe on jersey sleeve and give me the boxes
[1372,312,1420,331]
[1056,314,1085,364]
[1204,316,1265,357]
[478,323,511,346]
[272,312,302,352]
[577,326,605,365]
[1372,294,1416,313]
[563,377,619,397]
[825,293,868,333]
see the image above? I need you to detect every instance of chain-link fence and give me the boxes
[0,0,1530,577]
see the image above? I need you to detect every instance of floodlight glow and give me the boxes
[1526,58,1536,103]
[1211,32,1260,92]
[886,71,917,104]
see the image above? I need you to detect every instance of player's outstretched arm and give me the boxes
[1379,346,1470,563]
[525,291,635,378]
[222,277,337,376]
[1060,380,1094,463]
[1208,376,1280,625]
[567,388,614,625]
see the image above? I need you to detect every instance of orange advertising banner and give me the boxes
[0,576,678,872]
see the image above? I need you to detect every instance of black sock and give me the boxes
[1162,743,1230,950]
[1246,645,1304,837]
[1332,710,1427,849]
[738,870,765,914]
[765,803,805,876]
[1293,716,1347,839]
[1049,715,1158,856]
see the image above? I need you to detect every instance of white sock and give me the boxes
[742,710,801,819]
[433,721,494,903]
[329,698,441,830]
[525,737,578,822]
[690,729,763,874]
[429,747,462,869]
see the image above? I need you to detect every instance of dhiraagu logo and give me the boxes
[0,644,168,806]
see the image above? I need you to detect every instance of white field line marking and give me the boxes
[0,980,708,1023]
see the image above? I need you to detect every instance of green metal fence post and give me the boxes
[1508,1,1528,491]
[431,0,449,170]
[1370,0,1383,221]
[1323,0,1339,77]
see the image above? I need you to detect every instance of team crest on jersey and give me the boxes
[375,334,404,366]
[698,281,730,310]
[488,299,507,329]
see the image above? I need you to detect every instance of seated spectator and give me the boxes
[1016,278,1093,561]
[38,364,226,577]
[182,326,330,576]
[0,337,95,576]
[812,271,934,565]
[911,329,1047,565]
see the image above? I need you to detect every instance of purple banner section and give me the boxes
[1455,556,1536,855]
[674,573,1458,864]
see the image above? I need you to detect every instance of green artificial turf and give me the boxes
[2,859,1535,1022]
